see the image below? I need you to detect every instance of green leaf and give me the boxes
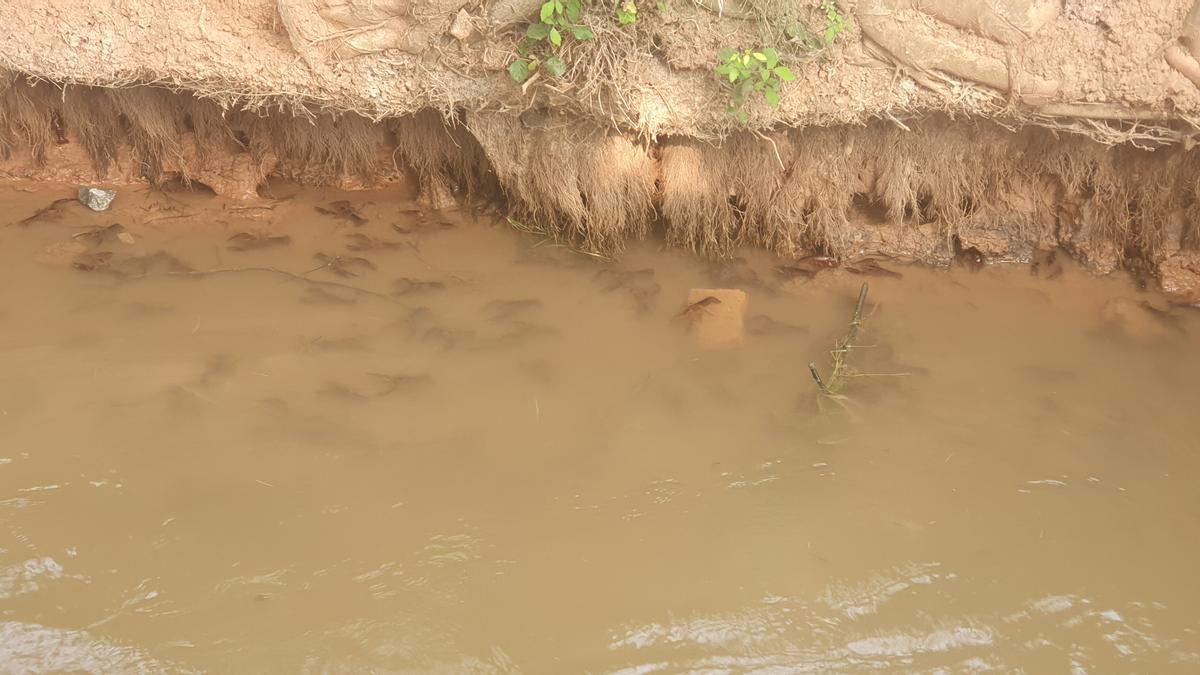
[509,60,531,83]
[773,66,794,81]
[549,27,562,46]
[517,40,531,57]
[737,110,749,123]
[543,55,567,77]
[570,25,594,40]
[555,0,564,12]
[540,1,555,22]
[718,47,735,62]
[728,70,738,83]
[763,88,780,106]
[527,23,550,39]
[760,69,770,82]
[752,51,767,62]
[762,47,779,69]
[754,81,765,91]
[566,0,582,21]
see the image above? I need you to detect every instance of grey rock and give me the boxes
[78,186,116,211]
[488,0,541,27]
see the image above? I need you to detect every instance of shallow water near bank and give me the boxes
[1,182,1199,673]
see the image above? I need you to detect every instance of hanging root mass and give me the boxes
[2,76,1198,282]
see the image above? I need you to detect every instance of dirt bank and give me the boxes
[3,1,1200,302]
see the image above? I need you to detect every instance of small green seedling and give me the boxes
[510,0,595,83]
[615,1,638,25]
[821,0,847,45]
[715,47,795,121]
[785,1,848,50]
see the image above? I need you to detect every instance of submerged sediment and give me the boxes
[2,174,1198,673]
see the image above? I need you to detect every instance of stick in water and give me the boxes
[846,282,869,344]
[811,282,869,395]
[808,363,827,393]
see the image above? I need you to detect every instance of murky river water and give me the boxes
[1,181,1198,673]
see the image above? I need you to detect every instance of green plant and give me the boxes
[785,1,848,50]
[509,0,596,83]
[615,1,638,25]
[820,0,847,45]
[715,47,795,121]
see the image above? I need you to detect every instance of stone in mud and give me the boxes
[956,227,1011,259]
[489,0,543,27]
[1064,204,1121,275]
[687,288,747,349]
[77,186,116,211]
[1158,252,1200,306]
[449,9,475,42]
[848,221,948,265]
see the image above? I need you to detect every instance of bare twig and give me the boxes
[808,363,828,393]
[812,281,869,396]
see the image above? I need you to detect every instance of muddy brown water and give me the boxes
[1,182,1199,673]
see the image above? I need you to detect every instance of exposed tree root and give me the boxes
[856,0,1060,104]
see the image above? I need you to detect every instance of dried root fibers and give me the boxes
[2,75,1199,292]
